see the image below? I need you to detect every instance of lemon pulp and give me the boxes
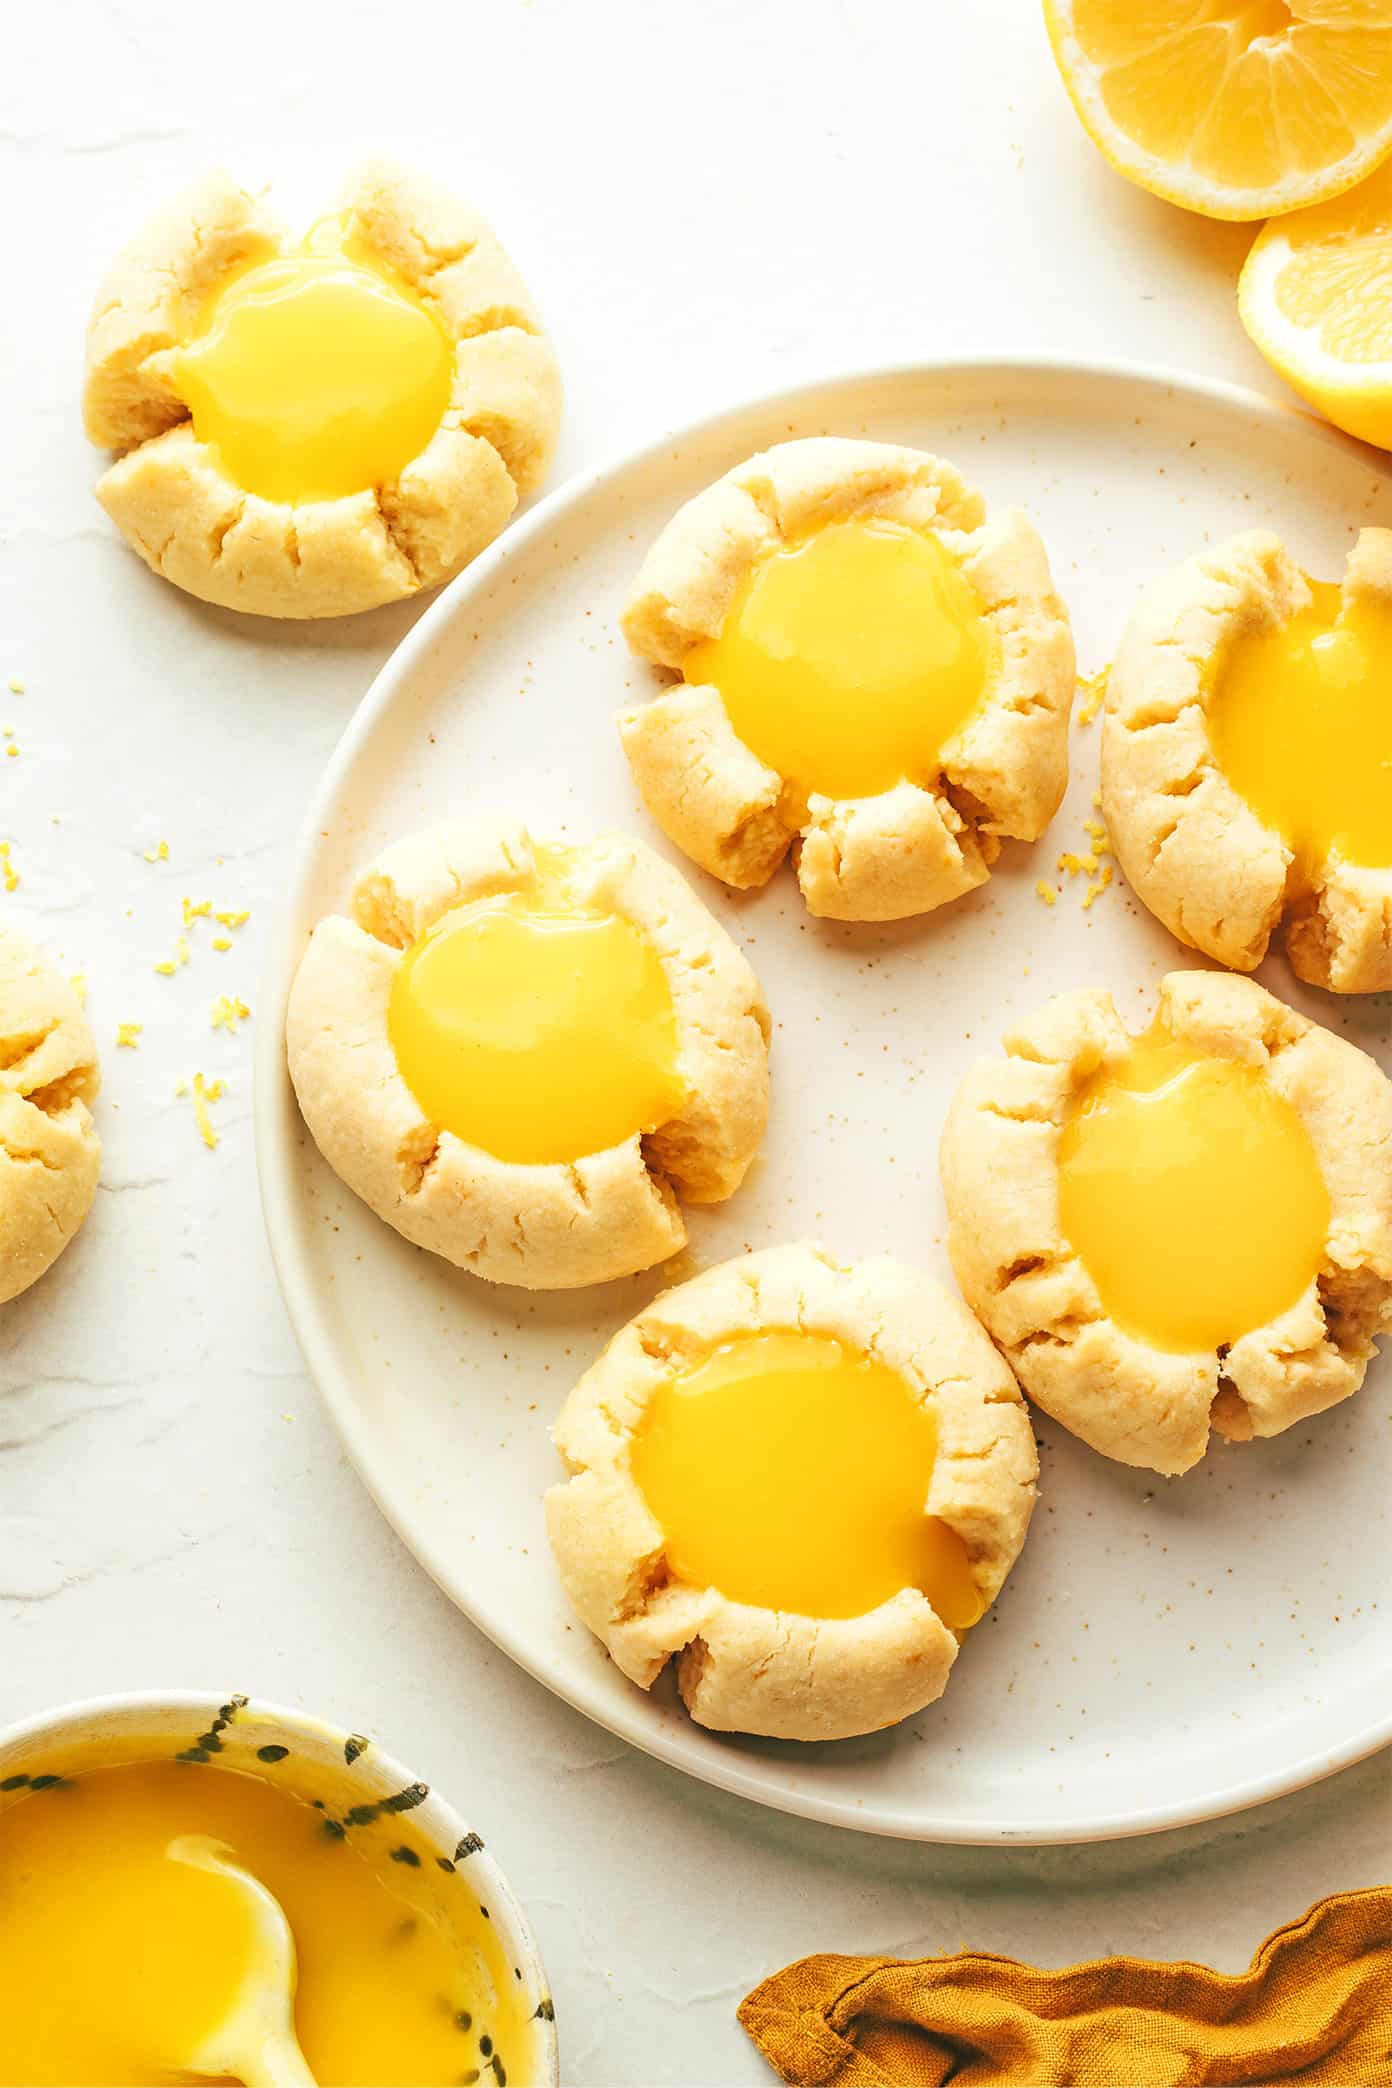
[1206,579,1392,881]
[630,1329,982,1626]
[388,851,683,1166]
[176,228,453,504]
[1057,1020,1329,1355]
[683,516,994,810]
[0,1760,497,2087]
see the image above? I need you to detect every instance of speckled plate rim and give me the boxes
[255,354,1392,1846]
[0,1687,560,2085]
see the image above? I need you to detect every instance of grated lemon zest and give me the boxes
[1076,669,1108,726]
[116,1022,142,1049]
[189,1072,226,1150]
[1082,863,1115,911]
[143,839,170,864]
[1036,880,1059,907]
[210,994,250,1032]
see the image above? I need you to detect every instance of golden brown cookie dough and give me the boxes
[0,923,101,1305]
[940,971,1392,1477]
[1102,529,1392,994]
[286,819,770,1291]
[619,437,1075,921]
[84,162,561,619]
[546,1242,1038,1741]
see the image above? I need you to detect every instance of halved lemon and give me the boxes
[1240,155,1392,444]
[1044,1,1392,222]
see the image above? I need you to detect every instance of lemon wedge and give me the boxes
[1240,155,1392,444]
[1044,1,1392,222]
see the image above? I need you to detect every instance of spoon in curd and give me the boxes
[164,1835,316,2087]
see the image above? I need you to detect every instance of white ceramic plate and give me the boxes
[257,360,1392,1845]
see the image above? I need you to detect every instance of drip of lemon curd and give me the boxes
[0,1760,507,2088]
[630,1329,982,1627]
[683,517,995,810]
[1205,580,1392,882]
[388,848,684,1166]
[1056,1020,1330,1356]
[175,220,453,504]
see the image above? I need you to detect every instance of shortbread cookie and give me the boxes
[619,437,1075,921]
[1103,530,1392,994]
[0,923,101,1305]
[546,1242,1038,1741]
[286,820,770,1290]
[941,971,1392,1477]
[85,163,561,619]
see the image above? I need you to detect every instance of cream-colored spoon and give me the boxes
[165,1835,316,2088]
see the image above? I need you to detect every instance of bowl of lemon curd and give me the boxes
[0,1691,557,2087]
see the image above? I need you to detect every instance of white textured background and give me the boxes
[1,3,1388,2082]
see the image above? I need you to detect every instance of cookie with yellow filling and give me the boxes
[941,971,1392,1478]
[546,1242,1038,1741]
[84,162,561,619]
[618,438,1075,921]
[286,819,770,1290]
[1102,530,1392,994]
[0,922,101,1305]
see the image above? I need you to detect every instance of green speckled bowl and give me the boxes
[0,1689,559,2087]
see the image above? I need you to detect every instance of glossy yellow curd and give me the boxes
[0,1760,498,2087]
[1206,580,1392,882]
[683,516,994,808]
[1057,1021,1330,1355]
[176,226,453,504]
[630,1329,982,1626]
[388,851,684,1166]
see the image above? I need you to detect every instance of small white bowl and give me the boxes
[0,1688,559,2087]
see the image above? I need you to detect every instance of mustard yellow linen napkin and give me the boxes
[738,1888,1392,2086]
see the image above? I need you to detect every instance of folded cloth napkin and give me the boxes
[738,1889,1392,2086]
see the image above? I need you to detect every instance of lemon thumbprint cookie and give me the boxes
[546,1243,1038,1741]
[941,971,1392,1478]
[618,438,1075,921]
[286,820,770,1290]
[1103,530,1392,994]
[0,922,101,1305]
[84,163,561,619]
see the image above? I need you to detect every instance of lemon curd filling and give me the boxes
[0,1760,502,2088]
[387,852,684,1167]
[1057,1021,1330,1356]
[175,227,453,504]
[1206,580,1392,882]
[683,516,995,808]
[630,1329,982,1626]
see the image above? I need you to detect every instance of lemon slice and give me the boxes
[1240,155,1392,443]
[1044,1,1392,222]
